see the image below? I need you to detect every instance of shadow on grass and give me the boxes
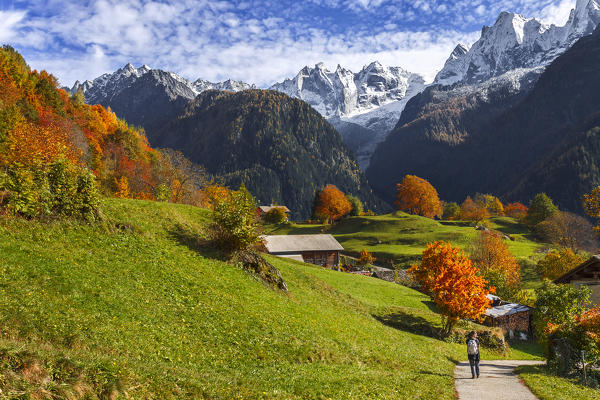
[167,223,226,261]
[374,309,442,339]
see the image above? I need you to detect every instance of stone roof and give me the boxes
[263,234,343,253]
[485,303,531,318]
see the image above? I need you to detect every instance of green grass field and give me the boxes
[0,199,543,399]
[266,212,547,289]
[517,364,600,400]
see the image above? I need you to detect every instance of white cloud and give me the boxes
[0,0,581,88]
[0,10,26,43]
[538,0,575,25]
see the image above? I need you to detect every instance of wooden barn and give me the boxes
[262,234,343,267]
[554,255,600,305]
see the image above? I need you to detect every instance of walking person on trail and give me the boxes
[466,331,480,379]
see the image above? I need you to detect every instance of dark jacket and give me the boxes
[467,337,480,360]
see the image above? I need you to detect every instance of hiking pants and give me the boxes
[468,354,480,377]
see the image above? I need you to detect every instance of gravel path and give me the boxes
[454,360,544,400]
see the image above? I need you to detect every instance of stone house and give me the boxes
[257,205,290,220]
[484,295,532,338]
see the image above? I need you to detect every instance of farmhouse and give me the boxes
[257,205,290,219]
[554,255,600,305]
[484,295,532,337]
[262,234,343,266]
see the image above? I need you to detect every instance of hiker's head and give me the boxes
[469,330,477,339]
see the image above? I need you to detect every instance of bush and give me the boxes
[264,207,287,224]
[442,202,461,220]
[346,194,363,216]
[0,159,100,220]
[206,184,262,252]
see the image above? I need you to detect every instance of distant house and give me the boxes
[257,205,291,220]
[554,255,600,305]
[262,234,343,266]
[484,294,533,337]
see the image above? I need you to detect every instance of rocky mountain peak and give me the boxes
[434,0,600,86]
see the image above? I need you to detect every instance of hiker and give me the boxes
[467,331,480,379]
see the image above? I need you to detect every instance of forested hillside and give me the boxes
[153,89,387,219]
[0,46,204,206]
[368,26,600,212]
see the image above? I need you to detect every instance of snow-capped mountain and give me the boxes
[271,61,424,121]
[270,61,425,168]
[68,63,254,104]
[435,0,600,85]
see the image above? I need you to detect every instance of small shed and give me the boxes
[484,302,532,337]
[554,255,600,305]
[257,205,290,219]
[262,234,343,266]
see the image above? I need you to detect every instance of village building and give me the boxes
[262,234,343,266]
[554,255,600,305]
[256,205,290,220]
[483,294,533,338]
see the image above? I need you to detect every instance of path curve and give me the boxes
[454,360,544,400]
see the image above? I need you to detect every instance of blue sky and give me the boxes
[0,0,577,87]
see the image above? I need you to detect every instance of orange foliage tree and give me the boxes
[470,231,521,298]
[409,241,492,336]
[314,184,352,223]
[395,175,442,218]
[358,248,375,266]
[504,202,528,219]
[460,196,490,223]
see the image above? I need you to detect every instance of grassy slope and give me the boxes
[266,212,546,289]
[0,199,542,399]
[517,365,600,400]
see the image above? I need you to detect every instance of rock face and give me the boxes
[368,25,600,213]
[69,64,255,104]
[67,64,255,140]
[435,0,600,86]
[270,62,425,169]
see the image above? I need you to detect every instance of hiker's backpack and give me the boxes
[467,339,478,355]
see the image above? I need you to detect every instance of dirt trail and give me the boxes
[454,360,544,400]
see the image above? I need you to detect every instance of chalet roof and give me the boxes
[263,234,344,253]
[485,303,531,318]
[554,255,600,284]
[258,205,290,213]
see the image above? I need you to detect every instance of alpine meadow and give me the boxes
[2,1,600,399]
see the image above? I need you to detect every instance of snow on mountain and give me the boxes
[270,61,425,168]
[69,64,255,105]
[435,0,600,85]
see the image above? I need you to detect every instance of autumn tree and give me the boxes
[474,193,504,216]
[470,231,521,298]
[114,176,130,199]
[395,175,442,218]
[525,193,558,226]
[583,185,600,233]
[534,211,597,253]
[536,248,587,281]
[200,183,231,210]
[409,241,491,336]
[442,202,461,220]
[504,202,528,220]
[314,184,352,223]
[460,196,490,223]
[358,248,375,266]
